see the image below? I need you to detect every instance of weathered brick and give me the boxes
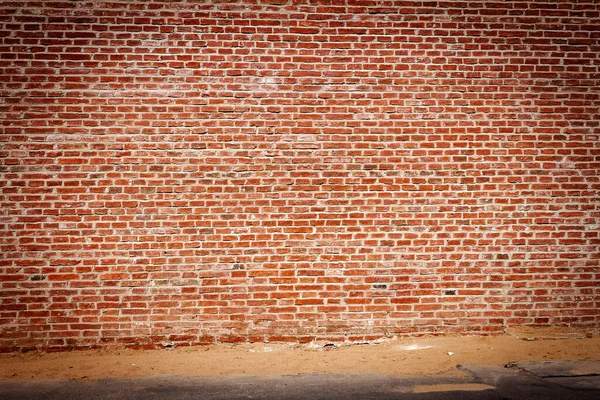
[0,0,599,353]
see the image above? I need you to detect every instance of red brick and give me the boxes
[0,0,599,353]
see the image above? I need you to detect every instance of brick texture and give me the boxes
[1,0,599,352]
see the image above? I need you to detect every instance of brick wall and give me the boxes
[1,0,599,352]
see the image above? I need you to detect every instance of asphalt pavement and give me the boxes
[1,361,599,399]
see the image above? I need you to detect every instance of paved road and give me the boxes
[1,362,599,399]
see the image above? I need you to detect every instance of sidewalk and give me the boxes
[1,363,599,399]
[1,329,599,399]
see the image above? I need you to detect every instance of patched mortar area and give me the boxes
[507,326,599,341]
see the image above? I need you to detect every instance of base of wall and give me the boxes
[4,324,600,354]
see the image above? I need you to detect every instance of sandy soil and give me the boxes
[1,328,599,381]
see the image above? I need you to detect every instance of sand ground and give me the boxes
[1,327,599,381]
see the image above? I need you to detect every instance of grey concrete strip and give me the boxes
[505,360,600,377]
[3,368,600,400]
[547,376,600,390]
[459,364,600,400]
[0,374,502,400]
